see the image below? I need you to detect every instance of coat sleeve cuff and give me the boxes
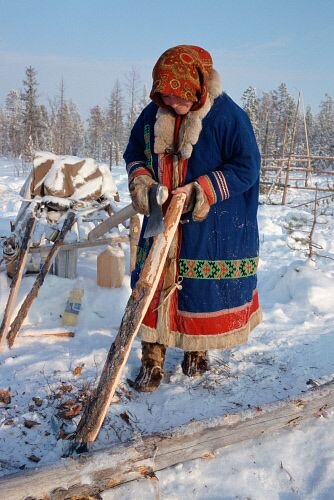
[127,161,154,184]
[196,172,230,205]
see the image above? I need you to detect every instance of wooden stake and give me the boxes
[74,193,186,447]
[6,211,76,348]
[301,91,312,187]
[0,213,36,350]
[282,91,301,205]
[280,116,289,185]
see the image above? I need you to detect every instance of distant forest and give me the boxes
[0,66,333,168]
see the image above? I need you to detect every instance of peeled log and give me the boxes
[75,193,186,447]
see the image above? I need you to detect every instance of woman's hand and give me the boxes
[172,184,195,213]
[172,182,210,221]
[129,175,157,215]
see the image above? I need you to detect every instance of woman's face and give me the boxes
[161,94,194,115]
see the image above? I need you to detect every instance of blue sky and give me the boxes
[0,0,333,117]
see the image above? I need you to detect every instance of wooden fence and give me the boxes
[260,155,334,204]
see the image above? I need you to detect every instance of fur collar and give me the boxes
[154,69,222,159]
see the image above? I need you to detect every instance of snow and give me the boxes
[0,157,334,498]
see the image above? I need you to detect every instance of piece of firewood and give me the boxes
[19,328,75,338]
[6,211,76,348]
[74,193,186,447]
[0,213,36,351]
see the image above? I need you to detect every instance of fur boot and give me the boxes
[182,351,209,377]
[133,341,166,392]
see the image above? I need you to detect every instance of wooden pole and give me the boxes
[28,235,129,254]
[282,91,301,205]
[280,117,289,185]
[262,166,334,175]
[6,211,76,348]
[0,213,36,350]
[88,204,137,241]
[262,112,270,177]
[74,193,186,448]
[301,91,312,187]
[129,214,141,273]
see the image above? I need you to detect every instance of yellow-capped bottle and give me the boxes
[62,281,84,327]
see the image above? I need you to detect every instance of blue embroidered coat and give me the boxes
[124,93,262,351]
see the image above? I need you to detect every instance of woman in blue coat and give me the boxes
[124,45,262,392]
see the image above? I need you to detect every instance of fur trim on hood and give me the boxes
[154,69,222,159]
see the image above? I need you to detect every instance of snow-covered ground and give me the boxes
[0,157,334,499]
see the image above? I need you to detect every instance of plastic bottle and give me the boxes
[62,279,85,326]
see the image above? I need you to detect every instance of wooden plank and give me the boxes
[1,379,333,500]
[0,213,36,350]
[19,328,75,338]
[28,235,129,254]
[88,204,137,241]
[74,193,186,446]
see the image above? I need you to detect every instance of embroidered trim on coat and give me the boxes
[136,239,150,265]
[212,171,230,200]
[197,175,217,205]
[138,306,262,351]
[127,161,153,183]
[144,124,153,170]
[178,257,259,279]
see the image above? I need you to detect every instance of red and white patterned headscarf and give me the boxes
[150,45,213,111]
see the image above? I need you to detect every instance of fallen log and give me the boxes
[1,378,333,500]
[74,193,186,447]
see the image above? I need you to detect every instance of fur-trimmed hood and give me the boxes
[154,69,222,159]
